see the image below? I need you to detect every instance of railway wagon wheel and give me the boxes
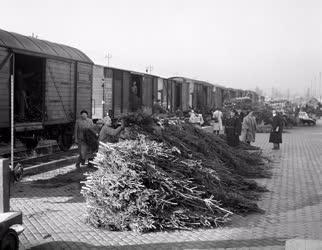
[0,229,19,250]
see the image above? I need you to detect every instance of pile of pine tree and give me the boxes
[81,113,271,232]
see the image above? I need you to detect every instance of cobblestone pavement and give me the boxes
[11,121,322,249]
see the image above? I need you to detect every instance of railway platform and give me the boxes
[10,120,322,249]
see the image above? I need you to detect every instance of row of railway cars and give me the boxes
[0,28,260,150]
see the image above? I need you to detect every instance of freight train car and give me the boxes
[92,65,172,119]
[0,28,93,150]
[169,77,214,112]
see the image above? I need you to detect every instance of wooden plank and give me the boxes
[122,71,130,114]
[103,76,113,116]
[142,76,153,112]
[76,62,92,118]
[45,59,75,123]
[114,78,122,116]
[92,65,104,119]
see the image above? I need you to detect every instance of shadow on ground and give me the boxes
[12,167,96,199]
[29,237,286,250]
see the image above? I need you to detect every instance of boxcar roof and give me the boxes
[169,76,226,89]
[0,28,93,63]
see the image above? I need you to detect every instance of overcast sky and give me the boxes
[1,0,322,95]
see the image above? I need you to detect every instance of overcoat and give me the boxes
[241,114,257,143]
[225,117,241,147]
[269,115,284,144]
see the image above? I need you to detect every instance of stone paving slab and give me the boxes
[11,121,322,249]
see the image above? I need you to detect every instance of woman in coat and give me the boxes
[225,110,241,147]
[241,111,257,144]
[269,111,284,150]
[212,108,223,135]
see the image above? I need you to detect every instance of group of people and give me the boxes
[74,110,125,169]
[212,108,284,150]
[75,107,285,169]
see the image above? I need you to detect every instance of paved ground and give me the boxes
[11,121,322,249]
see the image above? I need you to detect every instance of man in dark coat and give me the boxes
[225,110,241,147]
[74,110,94,168]
[269,110,284,150]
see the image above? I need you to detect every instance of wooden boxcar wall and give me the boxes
[142,75,153,114]
[76,62,92,118]
[122,71,130,114]
[92,65,104,119]
[113,69,123,117]
[162,79,172,111]
[181,81,190,111]
[45,58,75,124]
[103,68,113,117]
[152,77,158,105]
[0,47,10,128]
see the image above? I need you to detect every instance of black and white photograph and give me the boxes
[0,0,321,249]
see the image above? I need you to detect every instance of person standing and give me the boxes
[269,110,284,150]
[241,111,257,144]
[130,82,141,112]
[74,110,94,169]
[212,108,223,135]
[225,110,240,146]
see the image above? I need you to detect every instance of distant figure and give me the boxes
[212,109,223,135]
[130,82,140,112]
[74,110,94,169]
[189,110,204,128]
[241,111,257,144]
[131,82,138,95]
[269,110,284,150]
[225,110,241,147]
[198,113,204,126]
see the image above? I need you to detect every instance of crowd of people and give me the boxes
[189,108,285,149]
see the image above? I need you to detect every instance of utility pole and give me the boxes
[105,53,112,67]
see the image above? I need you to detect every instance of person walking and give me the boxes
[225,110,240,146]
[241,111,257,144]
[269,110,284,150]
[74,110,94,169]
[212,108,223,135]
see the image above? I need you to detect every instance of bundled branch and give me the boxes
[81,113,271,232]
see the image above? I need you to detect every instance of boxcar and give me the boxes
[92,65,165,119]
[0,28,93,150]
[169,77,214,112]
